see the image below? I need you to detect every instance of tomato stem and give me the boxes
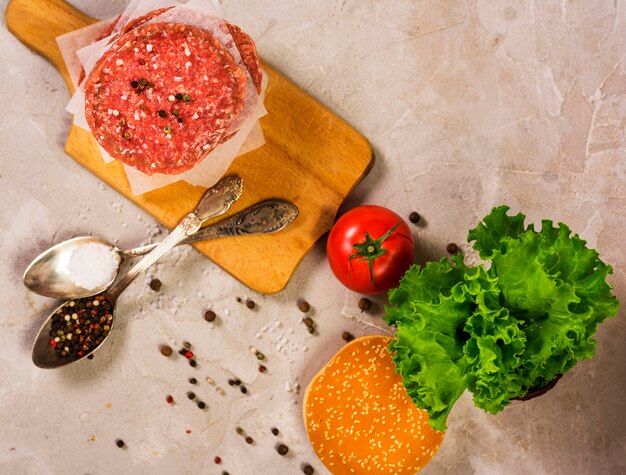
[348,221,403,289]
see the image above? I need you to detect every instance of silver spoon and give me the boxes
[24,175,241,299]
[31,175,243,369]
[24,200,299,299]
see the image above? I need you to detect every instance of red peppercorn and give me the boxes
[185,351,194,359]
[49,339,57,348]
[166,395,174,404]
[214,456,222,464]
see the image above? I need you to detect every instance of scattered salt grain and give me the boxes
[68,242,120,291]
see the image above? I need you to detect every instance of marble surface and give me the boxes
[1,0,625,474]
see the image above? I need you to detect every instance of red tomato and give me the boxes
[326,205,415,294]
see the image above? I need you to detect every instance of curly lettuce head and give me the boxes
[385,206,619,431]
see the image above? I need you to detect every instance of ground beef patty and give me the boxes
[84,22,247,175]
[121,8,262,93]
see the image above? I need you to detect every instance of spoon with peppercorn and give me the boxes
[24,200,298,300]
[31,175,243,369]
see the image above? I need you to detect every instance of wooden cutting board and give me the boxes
[5,0,373,294]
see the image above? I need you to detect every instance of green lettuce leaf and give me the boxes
[386,205,619,431]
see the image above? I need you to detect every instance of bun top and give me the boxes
[304,335,445,475]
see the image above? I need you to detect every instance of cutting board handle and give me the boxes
[5,0,94,91]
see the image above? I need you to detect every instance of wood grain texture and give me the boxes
[5,0,374,293]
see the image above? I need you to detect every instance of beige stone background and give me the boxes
[0,0,624,474]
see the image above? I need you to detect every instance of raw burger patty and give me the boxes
[84,22,247,175]
[121,7,262,92]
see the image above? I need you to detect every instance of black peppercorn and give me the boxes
[245,299,256,310]
[303,317,314,328]
[130,80,139,88]
[160,345,173,357]
[271,427,279,436]
[276,443,289,456]
[342,331,354,343]
[245,436,253,444]
[158,109,166,118]
[189,377,197,384]
[115,439,125,448]
[187,392,196,400]
[197,401,206,409]
[358,297,372,312]
[149,278,162,291]
[189,359,197,367]
[297,300,311,313]
[240,386,248,394]
[175,93,183,100]
[447,242,459,254]
[302,464,314,475]
[204,310,217,322]
[408,211,421,224]
[228,379,236,386]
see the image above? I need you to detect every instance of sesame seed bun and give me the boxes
[303,335,444,475]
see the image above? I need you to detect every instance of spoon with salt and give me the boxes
[31,175,243,369]
[24,200,298,300]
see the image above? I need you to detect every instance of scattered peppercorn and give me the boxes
[307,327,315,335]
[297,300,311,313]
[189,377,197,384]
[206,377,215,385]
[182,93,191,102]
[447,242,459,254]
[222,472,230,475]
[236,427,245,436]
[214,456,222,464]
[149,278,162,291]
[119,118,126,126]
[178,348,186,356]
[115,439,125,448]
[175,93,183,100]
[240,386,248,394]
[166,395,174,404]
[256,352,266,361]
[189,359,197,368]
[234,379,242,386]
[177,118,183,123]
[130,80,139,88]
[139,78,148,86]
[303,317,314,328]
[271,428,279,436]
[228,379,236,386]
[236,297,242,303]
[172,109,180,116]
[245,436,254,444]
[160,345,173,357]
[358,297,372,312]
[187,392,196,400]
[276,444,289,456]
[258,365,267,373]
[158,109,166,118]
[184,351,194,359]
[245,299,256,310]
[123,131,132,140]
[183,341,192,349]
[87,354,94,360]
[197,401,206,409]
[163,125,172,134]
[342,331,355,343]
[408,211,421,224]
[302,463,315,475]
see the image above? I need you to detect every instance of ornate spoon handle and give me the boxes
[123,201,298,257]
